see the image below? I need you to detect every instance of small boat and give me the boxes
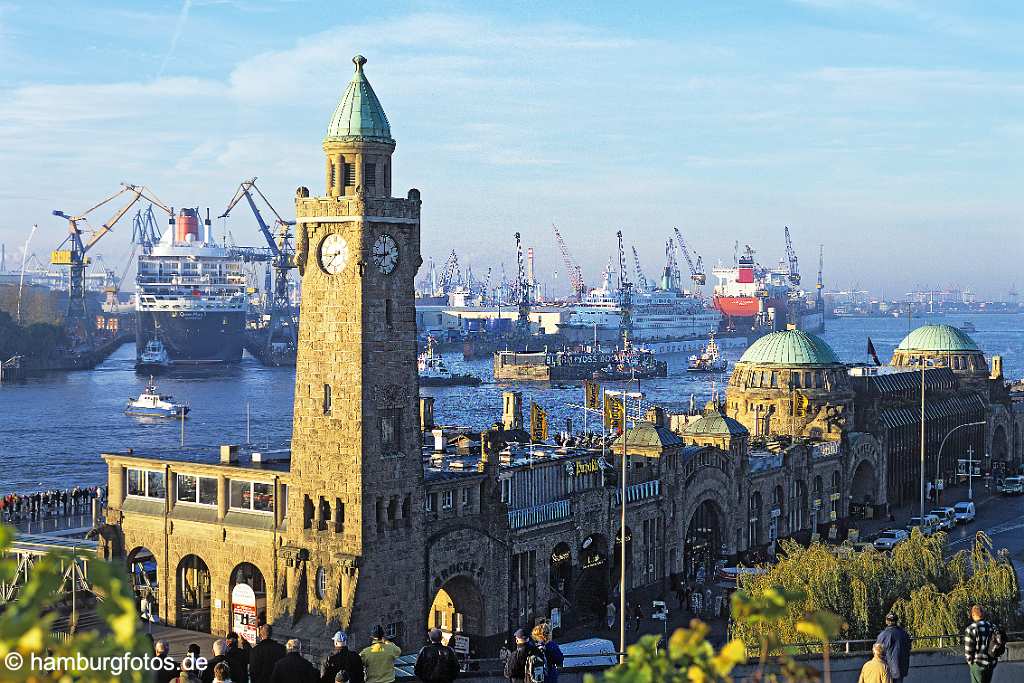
[591,341,668,380]
[136,339,172,373]
[125,379,189,418]
[960,321,977,333]
[687,335,728,373]
[419,338,482,387]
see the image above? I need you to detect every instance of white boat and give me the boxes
[125,380,189,418]
[136,339,172,372]
[687,335,728,373]
[418,339,481,387]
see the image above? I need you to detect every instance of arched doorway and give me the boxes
[230,563,267,646]
[748,492,763,547]
[176,554,211,632]
[851,460,875,505]
[992,424,1009,462]
[684,500,722,585]
[549,543,572,599]
[428,575,484,639]
[127,547,159,622]
[575,534,609,623]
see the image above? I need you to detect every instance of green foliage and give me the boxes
[0,310,66,361]
[0,523,150,681]
[733,530,1020,651]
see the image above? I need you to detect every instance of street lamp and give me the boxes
[913,357,936,521]
[933,421,986,505]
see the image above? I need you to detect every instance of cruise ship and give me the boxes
[135,208,247,368]
[560,266,725,353]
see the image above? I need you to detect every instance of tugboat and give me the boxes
[136,339,172,373]
[419,338,482,387]
[591,342,668,380]
[125,379,189,418]
[687,335,728,373]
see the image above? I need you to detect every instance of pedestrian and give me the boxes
[360,625,402,683]
[224,632,249,683]
[413,628,460,683]
[250,624,287,683]
[154,640,180,683]
[531,624,563,683]
[857,643,891,683]
[605,602,616,631]
[213,662,234,683]
[503,629,542,683]
[202,640,230,683]
[270,639,318,683]
[632,603,643,632]
[175,655,203,683]
[875,613,910,683]
[964,605,1004,683]
[322,631,365,683]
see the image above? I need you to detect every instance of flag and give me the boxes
[604,393,624,434]
[584,380,601,410]
[530,402,549,442]
[866,337,881,366]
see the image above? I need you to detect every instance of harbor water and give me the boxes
[1,314,1021,492]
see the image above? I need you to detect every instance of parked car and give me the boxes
[873,529,910,551]
[997,475,1024,495]
[952,501,976,523]
[929,507,957,531]
[908,514,941,536]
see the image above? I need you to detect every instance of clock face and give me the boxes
[318,233,349,275]
[372,234,399,275]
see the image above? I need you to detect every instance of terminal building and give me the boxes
[96,57,1024,660]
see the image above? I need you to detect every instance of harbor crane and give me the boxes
[219,178,298,357]
[552,224,585,301]
[672,227,706,286]
[51,184,170,335]
[616,230,632,344]
[514,232,531,331]
[666,238,683,288]
[631,246,648,292]
[784,225,800,286]
[436,250,459,296]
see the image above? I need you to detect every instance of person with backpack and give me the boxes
[876,613,911,683]
[414,628,460,683]
[963,604,1005,683]
[503,629,544,683]
[531,624,563,683]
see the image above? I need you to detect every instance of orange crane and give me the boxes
[552,224,585,301]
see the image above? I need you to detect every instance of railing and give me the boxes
[508,499,571,529]
[614,479,660,504]
[744,631,1024,657]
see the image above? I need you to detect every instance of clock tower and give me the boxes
[281,54,425,645]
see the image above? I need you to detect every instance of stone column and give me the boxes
[218,475,228,522]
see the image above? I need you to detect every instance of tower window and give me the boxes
[315,566,327,599]
[330,162,336,189]
[335,498,345,533]
[323,384,332,415]
[385,299,393,326]
[380,408,402,452]
[343,163,355,187]
[365,163,377,186]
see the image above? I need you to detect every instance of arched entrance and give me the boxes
[851,460,875,505]
[549,542,572,599]
[575,534,608,623]
[176,554,211,632]
[230,563,267,646]
[428,575,484,639]
[992,425,1009,463]
[127,547,159,622]
[684,500,722,585]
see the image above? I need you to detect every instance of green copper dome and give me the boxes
[684,402,748,437]
[738,329,842,366]
[896,324,980,353]
[325,55,393,143]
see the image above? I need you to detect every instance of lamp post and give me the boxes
[914,357,936,520]
[933,421,986,505]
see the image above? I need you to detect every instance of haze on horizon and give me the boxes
[0,1,1021,299]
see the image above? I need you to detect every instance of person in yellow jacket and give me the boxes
[858,643,892,683]
[360,625,402,683]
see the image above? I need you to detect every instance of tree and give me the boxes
[0,524,151,682]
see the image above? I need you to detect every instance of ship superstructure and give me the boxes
[135,208,246,367]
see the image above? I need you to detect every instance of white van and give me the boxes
[953,501,976,523]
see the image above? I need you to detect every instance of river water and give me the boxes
[1,314,1021,491]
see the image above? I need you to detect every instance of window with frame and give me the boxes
[343,163,355,187]
[425,493,436,513]
[315,566,327,599]
[127,468,165,499]
[460,487,471,507]
[229,480,275,513]
[323,384,332,416]
[441,490,453,509]
[364,163,377,186]
[175,473,217,506]
[379,409,402,453]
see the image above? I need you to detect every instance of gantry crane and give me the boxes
[631,246,648,292]
[616,230,632,345]
[514,232,531,331]
[219,178,298,359]
[51,184,170,336]
[672,227,706,286]
[436,250,459,296]
[552,224,585,301]
[784,226,801,286]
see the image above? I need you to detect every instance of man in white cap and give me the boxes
[322,631,365,683]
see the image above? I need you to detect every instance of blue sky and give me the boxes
[1,1,1022,298]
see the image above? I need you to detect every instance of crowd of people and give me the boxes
[0,486,106,522]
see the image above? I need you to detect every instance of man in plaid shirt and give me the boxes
[963,605,997,683]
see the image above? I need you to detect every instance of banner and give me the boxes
[530,402,549,442]
[604,393,624,434]
[584,380,601,410]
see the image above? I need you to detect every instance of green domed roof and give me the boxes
[896,324,980,353]
[325,55,393,143]
[738,329,842,366]
[612,422,683,449]
[684,402,748,437]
